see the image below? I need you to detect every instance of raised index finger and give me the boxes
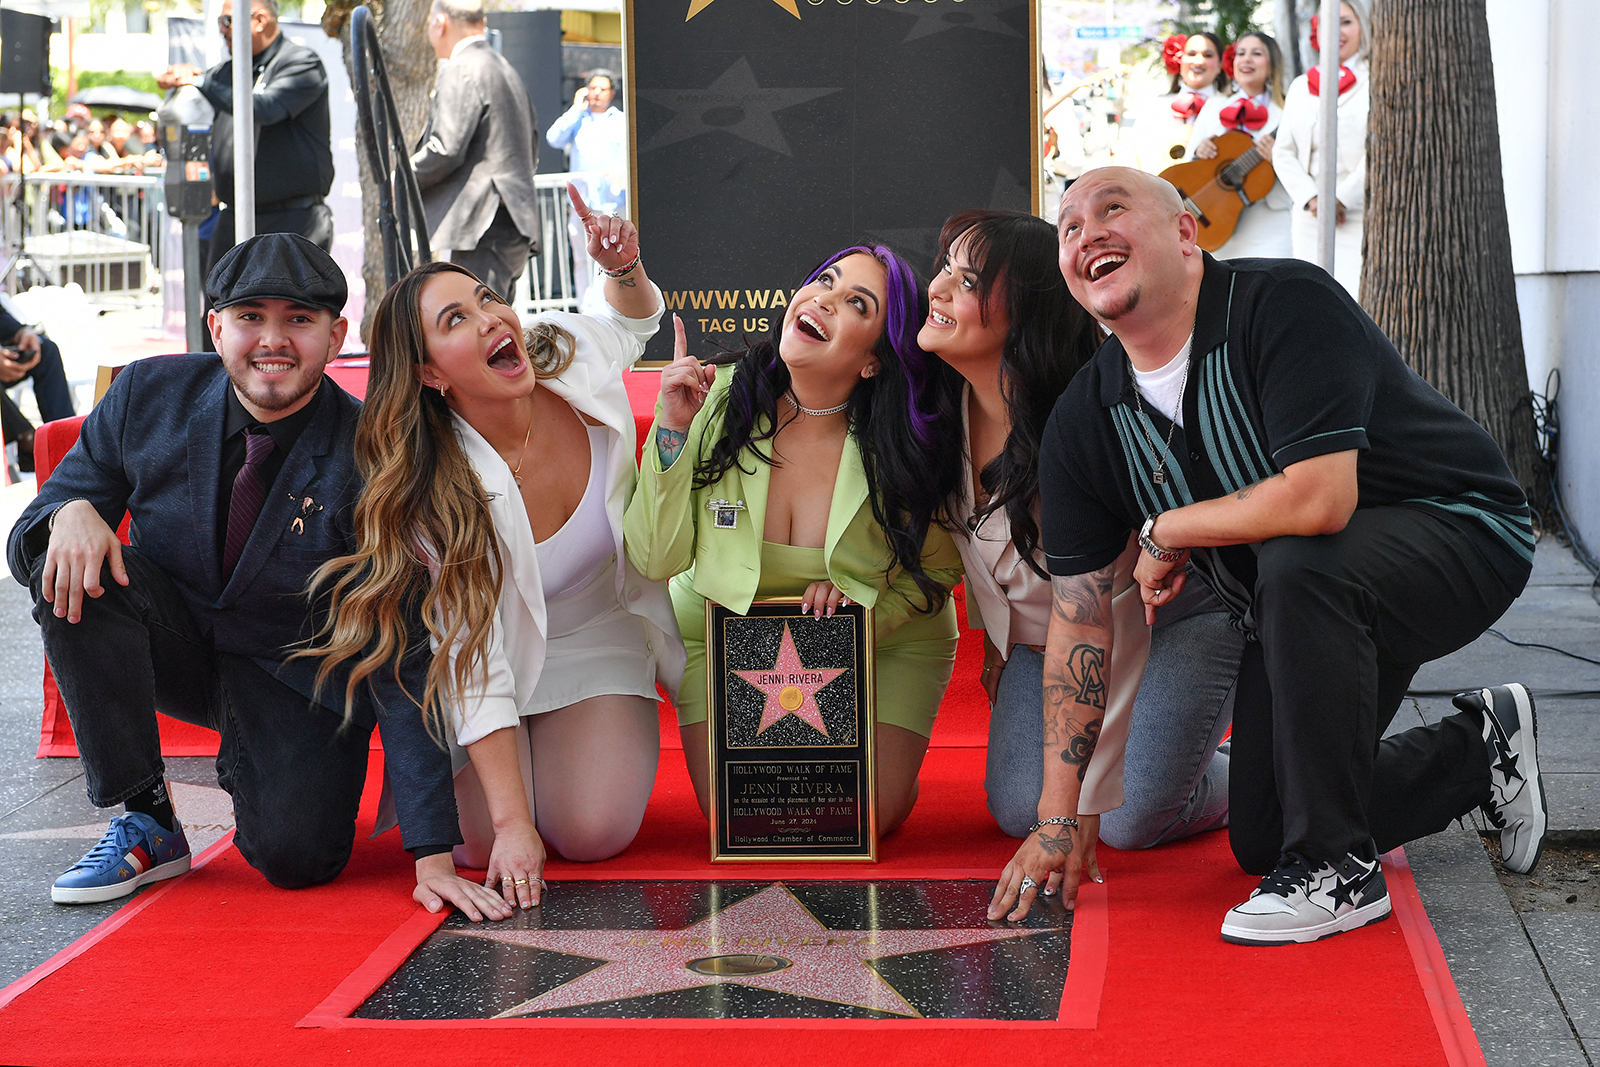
[566,181,591,222]
[673,314,687,361]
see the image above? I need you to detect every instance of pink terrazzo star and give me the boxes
[454,883,1044,1018]
[732,622,846,738]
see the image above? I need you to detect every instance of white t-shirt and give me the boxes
[1131,333,1193,427]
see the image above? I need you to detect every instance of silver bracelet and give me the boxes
[1028,815,1080,834]
[1139,515,1184,563]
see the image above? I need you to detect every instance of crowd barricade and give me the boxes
[0,170,166,307]
[518,170,608,316]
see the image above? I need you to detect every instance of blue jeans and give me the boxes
[985,580,1243,848]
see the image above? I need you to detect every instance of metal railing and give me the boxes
[1,170,166,306]
[518,171,609,317]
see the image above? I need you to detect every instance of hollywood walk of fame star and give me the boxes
[637,57,842,157]
[901,1,1025,43]
[733,621,846,737]
[452,883,1046,1018]
[687,0,800,19]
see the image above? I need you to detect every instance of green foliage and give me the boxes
[1170,0,1266,46]
[49,70,163,119]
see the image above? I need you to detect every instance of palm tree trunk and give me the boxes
[1361,0,1538,489]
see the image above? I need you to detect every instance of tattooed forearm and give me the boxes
[1060,719,1102,782]
[1051,565,1115,629]
[1067,644,1107,708]
[1035,825,1074,857]
[1235,473,1283,500]
[656,427,687,469]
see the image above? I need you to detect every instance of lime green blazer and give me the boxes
[623,368,962,637]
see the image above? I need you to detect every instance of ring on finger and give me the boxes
[1019,875,1038,893]
[500,876,513,884]
[513,878,529,886]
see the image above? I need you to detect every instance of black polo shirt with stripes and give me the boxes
[1040,254,1533,624]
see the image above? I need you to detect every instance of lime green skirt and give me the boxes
[670,541,957,737]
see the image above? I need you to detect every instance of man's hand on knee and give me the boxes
[41,500,128,623]
[413,852,514,923]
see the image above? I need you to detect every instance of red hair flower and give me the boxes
[1221,42,1236,80]
[1310,14,1319,52]
[1163,35,1187,76]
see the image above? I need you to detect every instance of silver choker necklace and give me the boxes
[784,392,848,417]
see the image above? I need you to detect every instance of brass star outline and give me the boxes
[687,0,800,20]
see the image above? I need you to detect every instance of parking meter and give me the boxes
[157,86,215,351]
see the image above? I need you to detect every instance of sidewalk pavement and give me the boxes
[0,520,1594,1063]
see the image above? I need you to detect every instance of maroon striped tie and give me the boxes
[223,428,276,577]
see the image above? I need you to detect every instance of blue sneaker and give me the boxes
[52,812,191,904]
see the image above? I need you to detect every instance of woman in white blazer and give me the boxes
[1187,31,1293,259]
[307,187,683,911]
[1273,0,1371,296]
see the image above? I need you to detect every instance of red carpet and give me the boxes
[0,737,1481,1066]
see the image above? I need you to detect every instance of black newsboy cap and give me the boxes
[206,232,347,314]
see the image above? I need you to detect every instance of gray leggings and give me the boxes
[984,581,1244,849]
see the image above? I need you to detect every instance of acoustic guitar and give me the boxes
[1158,130,1276,252]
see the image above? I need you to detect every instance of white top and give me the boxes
[533,423,613,602]
[545,104,628,213]
[1273,60,1370,213]
[436,285,687,748]
[1187,89,1292,213]
[1131,333,1193,427]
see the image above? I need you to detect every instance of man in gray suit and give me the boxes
[412,0,540,300]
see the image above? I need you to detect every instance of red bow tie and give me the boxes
[1171,91,1206,121]
[1307,65,1357,97]
[1219,98,1269,131]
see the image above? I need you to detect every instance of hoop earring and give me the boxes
[435,383,448,397]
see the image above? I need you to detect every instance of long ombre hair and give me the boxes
[298,261,575,739]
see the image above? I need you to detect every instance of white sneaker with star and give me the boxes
[1220,851,1391,946]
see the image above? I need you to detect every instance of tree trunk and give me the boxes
[1361,0,1538,489]
[323,0,436,342]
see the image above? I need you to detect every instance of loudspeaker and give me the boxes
[0,11,52,97]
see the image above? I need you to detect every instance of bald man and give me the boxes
[989,168,1545,946]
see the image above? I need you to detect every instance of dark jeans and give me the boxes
[1229,505,1532,875]
[4,335,75,423]
[32,546,370,889]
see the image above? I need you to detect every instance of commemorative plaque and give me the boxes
[706,598,876,862]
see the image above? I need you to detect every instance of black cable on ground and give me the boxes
[1532,370,1600,605]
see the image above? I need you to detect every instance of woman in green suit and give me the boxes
[625,244,962,834]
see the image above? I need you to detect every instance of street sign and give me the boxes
[1075,25,1143,40]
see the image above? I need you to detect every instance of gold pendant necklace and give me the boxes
[508,401,534,486]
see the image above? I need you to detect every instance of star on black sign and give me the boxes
[638,57,842,157]
[354,880,1075,1021]
[901,2,1026,42]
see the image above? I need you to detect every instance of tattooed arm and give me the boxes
[988,563,1116,923]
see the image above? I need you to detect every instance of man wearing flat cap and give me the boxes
[7,234,513,922]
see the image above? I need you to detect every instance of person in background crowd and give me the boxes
[1275,0,1370,297]
[158,0,336,276]
[546,69,627,310]
[1123,32,1229,174]
[411,0,542,302]
[1187,32,1293,259]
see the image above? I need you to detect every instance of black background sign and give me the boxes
[627,0,1037,363]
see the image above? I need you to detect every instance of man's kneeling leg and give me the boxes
[216,655,370,889]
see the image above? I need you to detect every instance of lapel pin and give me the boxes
[291,495,324,536]
[707,498,746,530]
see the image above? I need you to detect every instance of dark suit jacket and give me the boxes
[6,355,459,851]
[411,37,540,254]
[200,33,334,207]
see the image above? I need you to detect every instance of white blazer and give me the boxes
[1273,60,1370,213]
[442,286,687,750]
